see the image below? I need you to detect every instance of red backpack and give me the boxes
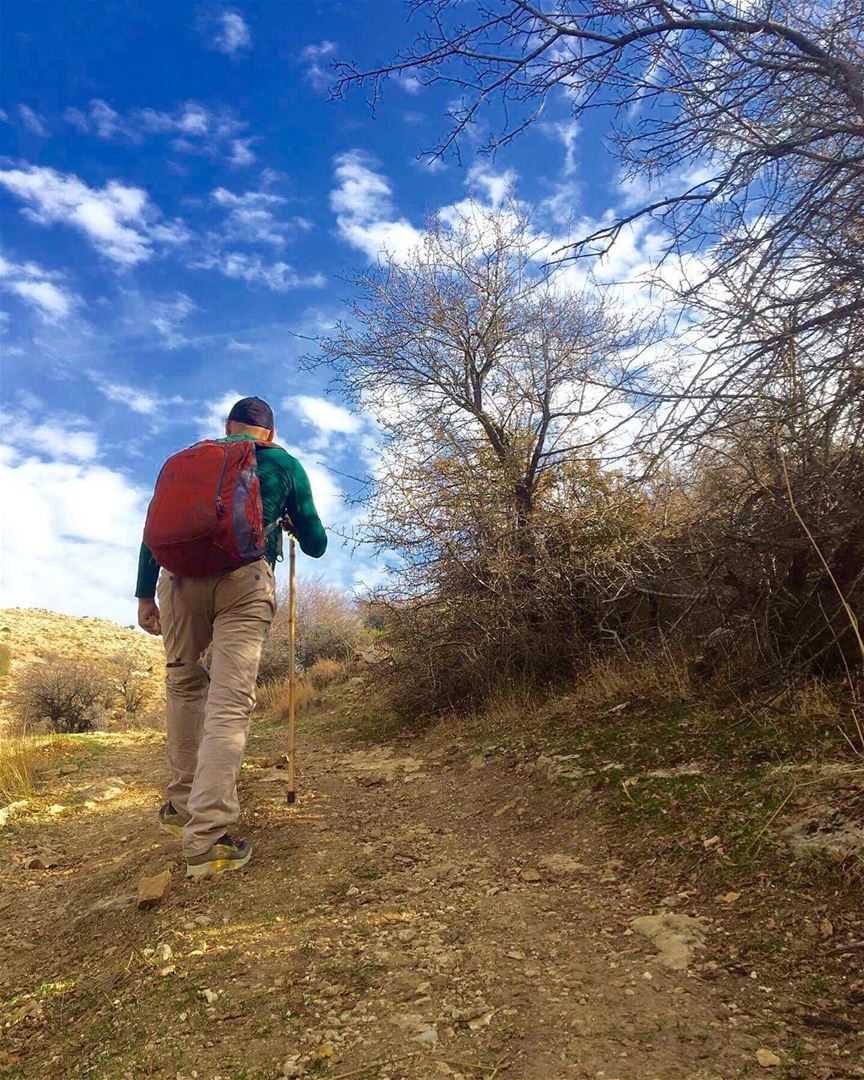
[143,439,278,577]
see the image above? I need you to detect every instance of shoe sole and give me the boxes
[185,848,252,880]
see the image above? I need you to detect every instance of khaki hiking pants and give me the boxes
[157,558,276,858]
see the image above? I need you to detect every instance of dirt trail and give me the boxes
[1,716,861,1080]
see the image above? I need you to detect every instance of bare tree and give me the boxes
[336,1,864,456]
[308,206,640,533]
[306,207,650,708]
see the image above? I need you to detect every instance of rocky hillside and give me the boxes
[0,608,165,722]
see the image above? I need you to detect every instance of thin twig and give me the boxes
[779,449,864,664]
[329,1053,422,1080]
[827,939,864,956]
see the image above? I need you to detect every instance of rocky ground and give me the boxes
[1,692,863,1080]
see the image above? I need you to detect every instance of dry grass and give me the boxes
[255,677,316,719]
[306,658,347,689]
[0,731,38,803]
[568,647,691,710]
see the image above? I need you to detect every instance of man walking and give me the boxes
[136,396,327,879]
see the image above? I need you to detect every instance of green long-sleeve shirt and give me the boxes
[135,435,327,598]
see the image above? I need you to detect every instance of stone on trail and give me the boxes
[0,800,29,829]
[539,853,584,877]
[137,869,172,909]
[519,867,542,882]
[756,1049,782,1068]
[630,913,708,970]
[23,853,59,870]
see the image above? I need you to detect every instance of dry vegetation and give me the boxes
[0,610,165,811]
[312,0,864,738]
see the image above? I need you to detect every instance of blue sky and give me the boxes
[0,1,653,622]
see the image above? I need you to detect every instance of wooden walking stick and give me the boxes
[286,533,297,805]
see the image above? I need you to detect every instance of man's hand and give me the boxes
[138,598,162,636]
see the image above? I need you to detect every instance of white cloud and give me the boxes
[94,379,174,416]
[280,443,344,527]
[300,41,336,89]
[330,151,422,262]
[466,162,518,207]
[394,75,422,96]
[209,10,251,55]
[148,292,196,349]
[0,453,149,623]
[0,164,181,265]
[9,280,73,320]
[198,390,244,439]
[539,119,581,179]
[0,255,77,321]
[64,106,89,132]
[228,138,256,167]
[193,251,325,292]
[288,396,362,448]
[28,422,98,461]
[18,105,48,137]
[0,418,151,621]
[211,186,309,248]
[65,100,255,166]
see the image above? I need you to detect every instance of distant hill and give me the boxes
[0,608,165,709]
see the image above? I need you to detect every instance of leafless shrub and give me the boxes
[260,577,370,684]
[107,650,153,717]
[9,656,114,734]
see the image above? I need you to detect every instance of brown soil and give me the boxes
[2,704,862,1080]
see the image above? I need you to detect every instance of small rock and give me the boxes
[359,771,388,787]
[539,854,584,877]
[519,868,542,883]
[630,913,708,970]
[507,949,525,960]
[137,869,171,909]
[413,1026,438,1045]
[200,989,218,1004]
[346,886,360,897]
[90,894,136,914]
[23,854,59,870]
[756,1049,781,1068]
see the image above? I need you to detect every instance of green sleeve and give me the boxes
[135,542,160,599]
[285,457,328,558]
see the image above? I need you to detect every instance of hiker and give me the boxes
[135,396,327,879]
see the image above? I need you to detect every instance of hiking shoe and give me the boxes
[158,801,190,837]
[185,836,252,880]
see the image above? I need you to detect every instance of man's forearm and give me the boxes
[135,542,160,598]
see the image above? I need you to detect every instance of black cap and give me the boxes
[227,396,275,430]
